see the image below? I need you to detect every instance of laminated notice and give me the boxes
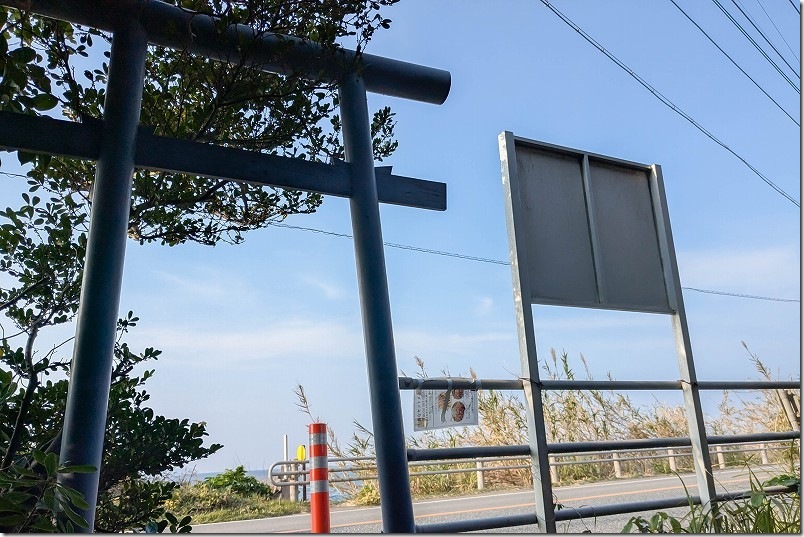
[413,379,479,431]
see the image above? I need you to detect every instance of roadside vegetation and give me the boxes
[622,472,800,533]
[302,350,798,504]
[164,466,306,525]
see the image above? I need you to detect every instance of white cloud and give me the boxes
[532,309,663,332]
[395,328,514,357]
[298,274,348,300]
[132,317,363,367]
[677,246,799,295]
[149,268,245,302]
[473,296,494,316]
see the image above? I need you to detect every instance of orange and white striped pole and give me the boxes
[308,423,330,533]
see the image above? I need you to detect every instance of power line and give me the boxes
[752,0,799,63]
[668,0,799,126]
[681,286,799,302]
[711,0,800,93]
[269,222,800,304]
[729,0,800,77]
[787,0,800,15]
[2,171,796,304]
[538,0,800,208]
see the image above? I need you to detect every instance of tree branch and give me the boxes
[2,323,40,469]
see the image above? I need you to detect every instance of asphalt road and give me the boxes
[194,466,781,533]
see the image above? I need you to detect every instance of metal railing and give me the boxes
[269,377,799,532]
[269,437,798,490]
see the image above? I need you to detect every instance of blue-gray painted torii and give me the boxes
[0,1,450,532]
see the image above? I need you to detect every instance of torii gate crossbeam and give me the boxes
[0,1,450,532]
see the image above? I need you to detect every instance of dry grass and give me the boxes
[297,348,799,503]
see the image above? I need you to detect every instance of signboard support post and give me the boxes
[57,20,148,531]
[339,74,415,533]
[499,132,719,532]
[500,131,557,533]
[650,166,718,513]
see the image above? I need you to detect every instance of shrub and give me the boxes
[202,466,273,496]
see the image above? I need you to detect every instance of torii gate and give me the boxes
[0,1,450,532]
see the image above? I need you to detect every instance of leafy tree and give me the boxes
[4,0,399,246]
[0,188,222,531]
[1,0,401,530]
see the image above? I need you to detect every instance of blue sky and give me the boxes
[2,0,800,475]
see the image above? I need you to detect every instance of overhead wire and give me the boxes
[537,0,800,208]
[786,0,800,15]
[711,0,800,93]
[729,0,800,77]
[0,172,796,304]
[752,0,799,63]
[668,0,799,126]
[269,222,800,304]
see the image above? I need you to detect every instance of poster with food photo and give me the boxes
[413,379,479,431]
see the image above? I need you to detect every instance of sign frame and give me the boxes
[498,131,717,532]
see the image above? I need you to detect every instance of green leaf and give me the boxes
[0,513,26,527]
[0,494,29,512]
[57,484,90,510]
[31,93,59,111]
[0,490,34,505]
[59,501,89,529]
[29,518,58,532]
[44,452,58,476]
[749,492,765,508]
[17,151,36,166]
[31,449,47,466]
[9,46,36,63]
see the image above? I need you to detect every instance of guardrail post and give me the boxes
[715,445,726,470]
[760,443,770,465]
[309,423,330,533]
[476,461,485,490]
[612,451,623,478]
[667,448,677,472]
[302,461,308,501]
[549,455,559,484]
[290,462,298,503]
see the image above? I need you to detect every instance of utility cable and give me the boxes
[681,286,800,302]
[712,0,800,93]
[269,222,800,304]
[1,167,798,302]
[752,0,799,63]
[538,0,800,208]
[668,0,799,126]
[729,0,800,77]
[787,0,800,15]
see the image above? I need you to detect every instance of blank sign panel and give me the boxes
[500,133,674,314]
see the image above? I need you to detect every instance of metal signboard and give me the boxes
[413,379,479,431]
[498,131,718,531]
[499,133,675,314]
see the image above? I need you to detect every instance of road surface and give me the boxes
[194,466,781,533]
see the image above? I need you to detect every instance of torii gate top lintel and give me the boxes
[6,0,452,105]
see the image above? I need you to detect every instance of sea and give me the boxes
[186,468,349,502]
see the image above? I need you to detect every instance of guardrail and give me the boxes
[269,438,798,497]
